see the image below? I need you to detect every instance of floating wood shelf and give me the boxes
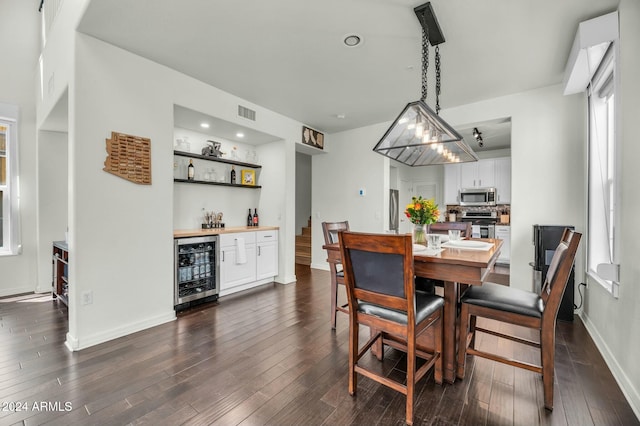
[173,150,261,169]
[174,178,261,189]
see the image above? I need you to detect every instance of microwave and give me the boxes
[459,187,497,206]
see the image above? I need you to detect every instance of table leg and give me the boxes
[330,265,338,330]
[443,280,459,383]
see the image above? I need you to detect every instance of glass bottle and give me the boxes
[188,159,194,180]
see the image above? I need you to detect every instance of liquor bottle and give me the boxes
[230,166,236,184]
[188,159,194,180]
[252,208,259,227]
[247,209,253,227]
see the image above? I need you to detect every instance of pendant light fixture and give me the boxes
[373,2,478,166]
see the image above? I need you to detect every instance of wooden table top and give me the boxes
[324,238,503,286]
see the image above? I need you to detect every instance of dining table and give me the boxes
[323,236,503,384]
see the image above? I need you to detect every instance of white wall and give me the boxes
[33,21,302,349]
[444,85,586,290]
[581,0,640,416]
[36,130,68,292]
[295,152,311,235]
[0,0,40,296]
[172,127,263,229]
[312,86,584,277]
[310,122,389,269]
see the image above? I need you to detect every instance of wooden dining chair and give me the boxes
[428,221,472,237]
[321,221,350,329]
[338,231,444,425]
[456,228,581,411]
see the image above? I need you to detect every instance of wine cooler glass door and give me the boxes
[175,236,219,306]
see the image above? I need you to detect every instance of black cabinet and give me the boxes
[532,225,575,322]
[52,241,69,307]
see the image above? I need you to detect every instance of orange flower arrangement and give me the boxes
[405,196,440,225]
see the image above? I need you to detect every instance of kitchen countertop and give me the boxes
[174,226,279,238]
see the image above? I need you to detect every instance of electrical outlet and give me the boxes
[81,290,93,305]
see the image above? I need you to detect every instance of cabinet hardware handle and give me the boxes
[258,247,261,256]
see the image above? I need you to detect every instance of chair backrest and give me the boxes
[322,221,350,245]
[540,228,581,323]
[338,231,415,316]
[428,221,472,238]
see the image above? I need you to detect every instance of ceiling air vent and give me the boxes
[238,105,256,121]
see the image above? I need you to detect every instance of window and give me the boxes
[0,108,20,255]
[587,45,619,295]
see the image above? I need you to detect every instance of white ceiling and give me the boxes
[76,0,618,150]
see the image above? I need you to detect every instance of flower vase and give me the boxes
[413,224,427,246]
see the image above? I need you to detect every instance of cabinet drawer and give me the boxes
[495,225,510,234]
[257,230,278,243]
[219,232,256,247]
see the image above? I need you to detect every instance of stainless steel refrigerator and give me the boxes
[532,225,575,322]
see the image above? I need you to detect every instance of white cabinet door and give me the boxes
[494,157,511,203]
[257,242,278,280]
[219,233,257,290]
[495,225,510,264]
[459,162,478,188]
[477,159,495,188]
[220,245,257,290]
[256,230,278,280]
[460,159,497,189]
[443,163,461,205]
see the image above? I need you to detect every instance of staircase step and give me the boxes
[296,248,310,257]
[301,227,311,236]
[295,255,311,265]
[296,235,311,244]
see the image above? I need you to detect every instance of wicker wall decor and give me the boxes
[103,131,151,184]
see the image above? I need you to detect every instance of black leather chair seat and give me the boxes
[358,291,444,324]
[461,282,544,318]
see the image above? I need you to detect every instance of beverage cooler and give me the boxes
[531,225,575,322]
[175,235,219,310]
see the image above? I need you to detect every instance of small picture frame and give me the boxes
[241,169,255,185]
[302,126,324,150]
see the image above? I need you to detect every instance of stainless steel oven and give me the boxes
[461,210,497,238]
[472,224,495,239]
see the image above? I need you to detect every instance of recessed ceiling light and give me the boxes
[236,132,244,138]
[336,114,346,119]
[343,34,362,47]
[200,122,210,128]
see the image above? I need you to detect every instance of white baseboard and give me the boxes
[65,311,176,351]
[219,277,274,297]
[579,312,640,420]
[310,263,329,271]
[0,285,35,298]
[275,273,297,284]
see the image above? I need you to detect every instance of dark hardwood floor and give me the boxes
[0,265,637,425]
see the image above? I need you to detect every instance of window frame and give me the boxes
[586,44,620,296]
[0,106,21,256]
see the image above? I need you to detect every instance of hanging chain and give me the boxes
[421,21,429,102]
[435,45,441,114]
